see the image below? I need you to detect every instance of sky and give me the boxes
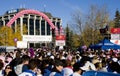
[0,0,120,27]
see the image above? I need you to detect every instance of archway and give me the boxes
[6,9,55,29]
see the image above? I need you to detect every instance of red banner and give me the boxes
[110,28,120,34]
[56,35,66,40]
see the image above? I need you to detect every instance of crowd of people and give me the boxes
[0,47,120,76]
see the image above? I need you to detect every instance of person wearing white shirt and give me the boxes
[63,60,73,76]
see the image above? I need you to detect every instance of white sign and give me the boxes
[110,40,120,45]
[56,40,65,46]
[111,34,120,40]
[17,41,27,48]
[22,35,52,42]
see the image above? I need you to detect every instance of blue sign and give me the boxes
[7,9,19,14]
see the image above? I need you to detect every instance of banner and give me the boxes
[17,41,27,48]
[23,35,52,42]
[110,40,120,45]
[56,40,65,46]
[56,35,65,40]
[111,34,120,40]
[56,35,66,46]
[110,28,120,34]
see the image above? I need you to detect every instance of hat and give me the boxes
[50,56,54,59]
[112,58,118,62]
[61,56,66,60]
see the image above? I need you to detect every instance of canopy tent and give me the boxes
[82,71,120,76]
[90,39,120,50]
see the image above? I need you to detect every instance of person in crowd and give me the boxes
[14,55,30,75]
[94,62,102,71]
[0,52,5,67]
[4,53,13,66]
[8,49,23,76]
[18,58,42,76]
[80,56,96,71]
[49,60,64,76]
[63,59,73,76]
[99,58,108,72]
[4,65,12,76]
[29,48,35,58]
[41,59,53,76]
[0,59,4,76]
[0,46,119,76]
[107,57,120,73]
[71,62,84,76]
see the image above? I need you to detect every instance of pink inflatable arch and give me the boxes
[6,9,55,29]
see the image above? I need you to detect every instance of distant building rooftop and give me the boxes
[4,8,53,17]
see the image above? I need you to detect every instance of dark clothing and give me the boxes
[22,64,29,72]
[49,67,64,76]
[43,66,52,76]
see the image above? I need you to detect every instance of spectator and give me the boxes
[63,60,73,76]
[14,55,30,75]
[94,62,102,71]
[18,59,42,76]
[4,65,12,76]
[49,60,64,76]
[71,62,84,76]
[0,59,4,76]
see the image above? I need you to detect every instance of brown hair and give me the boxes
[0,59,4,70]
[28,59,38,70]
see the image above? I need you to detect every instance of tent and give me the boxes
[82,71,120,76]
[90,39,120,50]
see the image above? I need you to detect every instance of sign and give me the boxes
[56,35,66,46]
[7,9,19,14]
[17,41,27,48]
[111,34,120,40]
[56,35,65,40]
[110,40,120,45]
[110,28,120,34]
[56,40,65,46]
[22,35,52,42]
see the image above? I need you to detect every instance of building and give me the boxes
[0,8,62,48]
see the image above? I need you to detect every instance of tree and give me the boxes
[65,24,75,50]
[70,5,110,47]
[0,26,14,46]
[12,24,28,46]
[72,34,80,48]
[85,5,109,45]
[70,10,85,46]
[0,24,27,46]
[114,9,120,28]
